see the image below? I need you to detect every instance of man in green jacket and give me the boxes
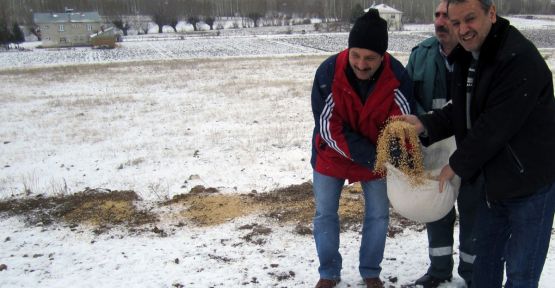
[406,1,478,287]
[407,0,457,114]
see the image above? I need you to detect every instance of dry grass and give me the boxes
[47,95,136,109]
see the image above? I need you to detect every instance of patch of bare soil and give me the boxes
[0,183,424,237]
[0,188,157,232]
[250,182,372,232]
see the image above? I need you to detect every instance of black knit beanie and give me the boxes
[348,8,388,55]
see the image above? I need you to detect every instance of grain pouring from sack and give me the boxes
[375,119,425,185]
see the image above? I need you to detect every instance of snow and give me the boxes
[1,217,469,287]
[505,15,555,29]
[1,18,554,287]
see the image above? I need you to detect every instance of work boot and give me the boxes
[364,277,384,288]
[414,273,451,288]
[314,278,340,288]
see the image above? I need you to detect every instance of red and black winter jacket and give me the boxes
[311,49,414,182]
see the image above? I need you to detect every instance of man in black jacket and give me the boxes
[399,0,555,287]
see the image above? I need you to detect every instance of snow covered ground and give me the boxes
[0,19,554,287]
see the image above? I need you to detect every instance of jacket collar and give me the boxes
[449,43,471,65]
[477,15,510,63]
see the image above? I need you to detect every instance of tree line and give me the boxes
[0,5,24,49]
[1,0,553,25]
[0,0,553,46]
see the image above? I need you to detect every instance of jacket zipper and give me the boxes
[480,171,491,208]
[507,144,525,174]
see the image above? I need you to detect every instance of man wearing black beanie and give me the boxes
[310,8,415,288]
[348,8,388,56]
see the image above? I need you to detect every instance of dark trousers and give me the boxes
[425,177,481,284]
[472,180,555,288]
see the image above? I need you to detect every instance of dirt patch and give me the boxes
[250,181,367,231]
[0,183,424,236]
[164,182,424,236]
[162,185,262,227]
[178,194,261,226]
[0,188,157,229]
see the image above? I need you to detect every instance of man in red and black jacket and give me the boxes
[310,9,414,288]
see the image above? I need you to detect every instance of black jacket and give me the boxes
[419,16,555,200]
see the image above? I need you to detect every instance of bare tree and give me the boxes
[205,16,215,30]
[0,19,10,49]
[246,12,262,27]
[349,3,363,24]
[30,24,41,40]
[188,15,200,31]
[11,22,25,48]
[112,19,130,35]
[151,0,179,33]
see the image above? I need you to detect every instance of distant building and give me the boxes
[33,9,105,47]
[366,3,403,31]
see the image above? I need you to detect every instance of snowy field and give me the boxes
[0,18,554,288]
[2,16,555,70]
[3,32,430,69]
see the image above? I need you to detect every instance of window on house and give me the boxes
[59,24,64,32]
[391,15,396,19]
[87,24,93,31]
[59,37,67,43]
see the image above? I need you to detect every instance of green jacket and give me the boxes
[406,37,449,115]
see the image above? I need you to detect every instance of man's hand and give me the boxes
[438,164,455,193]
[394,115,425,134]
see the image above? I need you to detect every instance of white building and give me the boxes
[366,3,403,31]
[34,9,104,47]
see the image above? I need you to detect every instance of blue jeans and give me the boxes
[472,180,555,288]
[312,171,389,280]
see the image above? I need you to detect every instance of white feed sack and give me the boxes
[386,137,460,223]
